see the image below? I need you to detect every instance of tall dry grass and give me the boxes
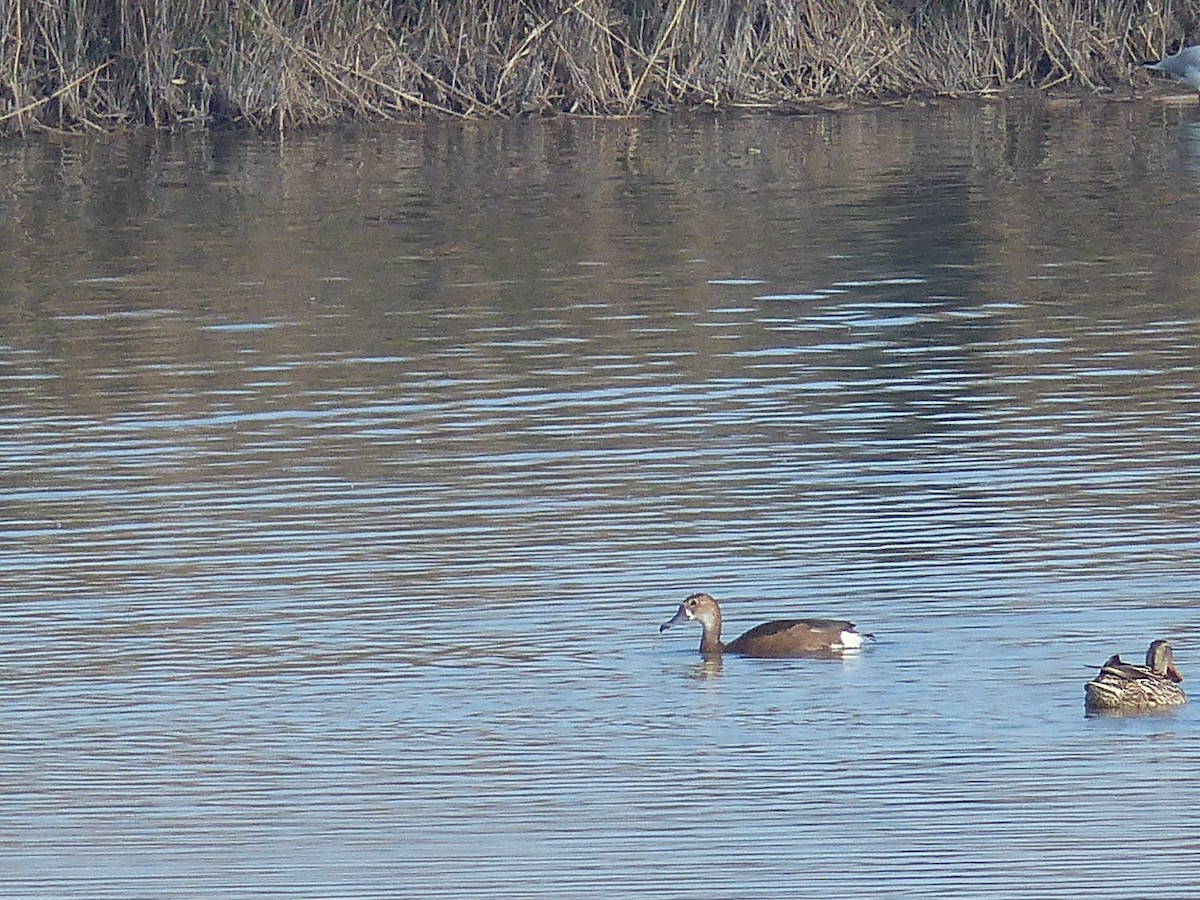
[0,0,1191,134]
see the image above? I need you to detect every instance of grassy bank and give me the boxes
[0,0,1190,134]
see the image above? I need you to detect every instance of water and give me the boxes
[2,103,1200,897]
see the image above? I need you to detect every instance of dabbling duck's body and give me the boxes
[659,592,866,658]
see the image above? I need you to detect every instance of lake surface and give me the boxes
[3,101,1200,897]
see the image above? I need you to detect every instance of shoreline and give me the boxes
[0,1,1194,136]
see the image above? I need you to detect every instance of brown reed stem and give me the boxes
[0,58,111,126]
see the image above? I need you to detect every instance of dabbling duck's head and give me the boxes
[660,592,722,634]
[1147,639,1183,683]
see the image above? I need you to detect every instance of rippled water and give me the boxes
[3,104,1200,897]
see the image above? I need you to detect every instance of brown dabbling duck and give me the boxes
[1084,639,1187,712]
[659,592,866,658]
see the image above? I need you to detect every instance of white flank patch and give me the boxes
[839,630,864,650]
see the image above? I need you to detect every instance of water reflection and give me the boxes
[1175,119,1200,174]
[2,106,1200,897]
[683,656,724,681]
[1085,705,1185,719]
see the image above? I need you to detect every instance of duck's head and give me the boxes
[1147,640,1183,683]
[660,592,722,634]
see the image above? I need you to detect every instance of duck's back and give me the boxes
[725,618,859,658]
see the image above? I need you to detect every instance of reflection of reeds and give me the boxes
[0,0,1186,134]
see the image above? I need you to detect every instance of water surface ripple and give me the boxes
[2,107,1200,897]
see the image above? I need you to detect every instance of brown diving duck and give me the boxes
[1084,639,1187,712]
[659,592,866,658]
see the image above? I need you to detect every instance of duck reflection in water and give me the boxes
[659,592,868,658]
[1084,639,1187,714]
[685,655,725,681]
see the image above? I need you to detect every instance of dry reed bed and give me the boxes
[0,0,1189,134]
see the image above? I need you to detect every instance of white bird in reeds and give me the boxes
[1144,45,1200,91]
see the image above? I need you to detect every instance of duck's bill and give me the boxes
[659,606,690,632]
[1168,663,1183,683]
